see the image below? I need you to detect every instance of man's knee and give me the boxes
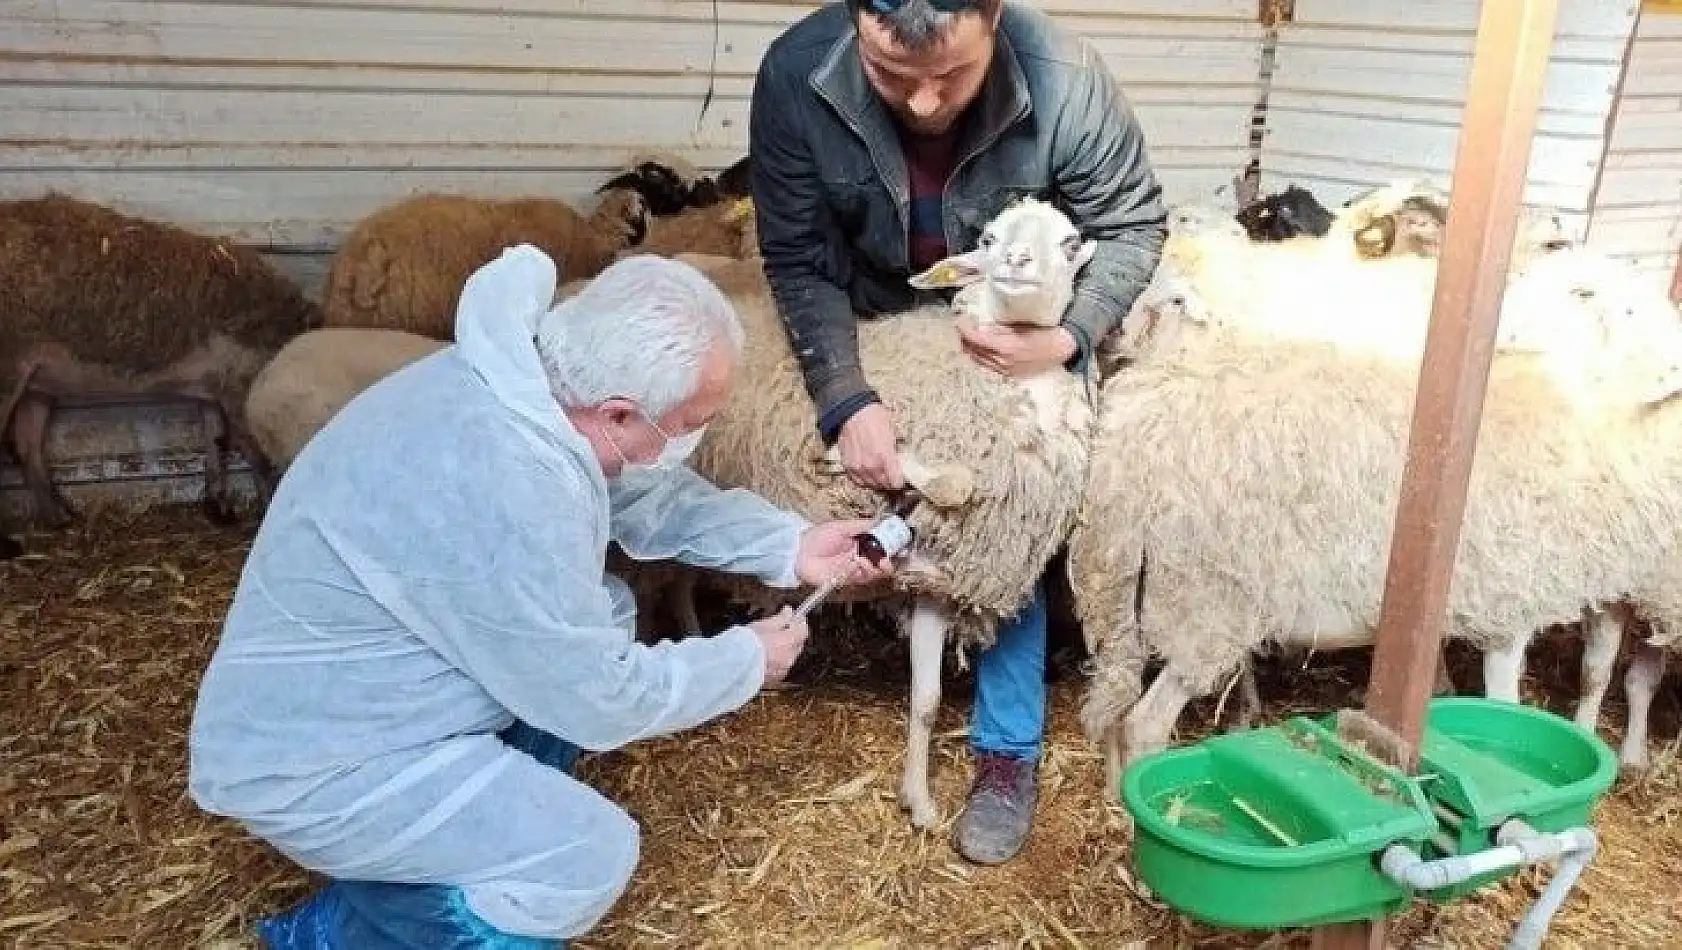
[462,806,642,940]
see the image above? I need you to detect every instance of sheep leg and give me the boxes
[0,363,29,558]
[198,402,237,526]
[1481,632,1530,703]
[10,397,75,528]
[1618,641,1665,773]
[1433,651,1458,696]
[670,569,702,636]
[899,596,950,830]
[1574,606,1624,732]
[220,399,279,514]
[1234,664,1263,730]
[896,454,975,508]
[815,447,974,509]
[1121,658,1199,769]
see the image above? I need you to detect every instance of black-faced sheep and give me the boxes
[319,190,648,341]
[1233,184,1335,242]
[0,193,321,557]
[595,151,752,214]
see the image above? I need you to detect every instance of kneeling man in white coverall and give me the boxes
[187,245,895,949]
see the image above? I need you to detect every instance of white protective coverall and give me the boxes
[187,245,810,939]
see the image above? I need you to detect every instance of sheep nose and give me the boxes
[1003,244,1031,267]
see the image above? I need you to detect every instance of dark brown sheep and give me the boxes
[319,189,649,341]
[0,193,322,557]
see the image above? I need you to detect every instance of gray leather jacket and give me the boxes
[748,1,1168,440]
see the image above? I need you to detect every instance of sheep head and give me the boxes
[1335,179,1449,259]
[907,196,1097,329]
[1234,185,1334,242]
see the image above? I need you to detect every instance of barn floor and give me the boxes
[2,507,1680,949]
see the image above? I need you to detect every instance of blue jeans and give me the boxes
[257,720,582,950]
[969,578,1049,763]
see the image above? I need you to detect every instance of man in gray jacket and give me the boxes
[749,0,1167,864]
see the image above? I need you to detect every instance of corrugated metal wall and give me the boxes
[3,0,1678,520]
[1588,6,1682,293]
[3,0,1262,267]
[1257,0,1643,243]
[0,0,1265,518]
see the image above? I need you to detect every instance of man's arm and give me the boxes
[1051,50,1169,374]
[749,53,878,441]
[384,465,768,751]
[607,465,809,589]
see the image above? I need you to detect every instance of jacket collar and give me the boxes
[809,18,1032,183]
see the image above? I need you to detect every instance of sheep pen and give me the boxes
[1,506,1677,948]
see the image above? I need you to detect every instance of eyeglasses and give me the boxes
[863,0,979,13]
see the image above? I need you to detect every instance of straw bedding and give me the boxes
[2,508,1679,948]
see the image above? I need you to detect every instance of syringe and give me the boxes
[789,491,922,620]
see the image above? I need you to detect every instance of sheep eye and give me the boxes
[1060,233,1082,258]
[979,232,996,249]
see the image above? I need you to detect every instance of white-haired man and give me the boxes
[187,245,894,949]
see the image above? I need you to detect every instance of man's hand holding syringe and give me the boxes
[751,491,921,687]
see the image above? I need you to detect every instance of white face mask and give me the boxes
[602,407,706,475]
[650,424,706,469]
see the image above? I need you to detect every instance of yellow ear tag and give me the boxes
[725,197,755,223]
[923,261,963,286]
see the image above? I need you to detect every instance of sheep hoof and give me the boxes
[201,494,239,527]
[1617,750,1650,776]
[899,785,939,830]
[913,463,975,509]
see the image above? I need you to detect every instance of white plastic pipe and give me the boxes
[1378,818,1599,950]
[1498,820,1599,950]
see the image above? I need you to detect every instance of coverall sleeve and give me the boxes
[748,51,880,440]
[382,463,768,752]
[606,465,811,589]
[1052,49,1170,373]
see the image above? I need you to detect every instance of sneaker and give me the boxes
[953,753,1039,865]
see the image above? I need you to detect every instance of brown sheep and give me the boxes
[620,197,759,261]
[0,193,321,558]
[319,190,649,340]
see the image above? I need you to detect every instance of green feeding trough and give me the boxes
[1121,697,1616,945]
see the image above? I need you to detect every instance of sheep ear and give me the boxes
[909,249,988,290]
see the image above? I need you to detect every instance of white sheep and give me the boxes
[243,327,448,473]
[647,199,1100,829]
[1069,261,1682,796]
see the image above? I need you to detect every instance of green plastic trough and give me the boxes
[1120,697,1617,931]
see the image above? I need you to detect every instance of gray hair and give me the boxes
[534,254,744,419]
[851,0,1001,52]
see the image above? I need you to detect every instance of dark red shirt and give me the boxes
[897,124,960,272]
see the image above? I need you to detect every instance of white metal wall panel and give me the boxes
[1257,0,1642,239]
[1588,8,1682,294]
[0,0,1263,514]
[0,0,1262,250]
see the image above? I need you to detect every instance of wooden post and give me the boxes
[1309,0,1561,946]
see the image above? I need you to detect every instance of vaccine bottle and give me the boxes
[858,492,921,563]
